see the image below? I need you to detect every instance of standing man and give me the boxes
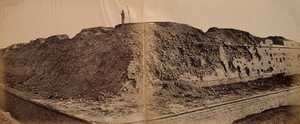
[121,10,125,25]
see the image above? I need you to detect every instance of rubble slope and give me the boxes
[2,22,299,100]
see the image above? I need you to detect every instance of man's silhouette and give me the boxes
[121,10,125,24]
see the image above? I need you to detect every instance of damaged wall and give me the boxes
[1,22,300,99]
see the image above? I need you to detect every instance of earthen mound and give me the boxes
[2,22,300,100]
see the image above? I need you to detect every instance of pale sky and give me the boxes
[0,0,300,48]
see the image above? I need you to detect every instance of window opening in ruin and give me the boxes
[237,66,241,73]
[245,67,250,76]
[269,67,274,72]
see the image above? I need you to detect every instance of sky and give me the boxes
[0,0,300,48]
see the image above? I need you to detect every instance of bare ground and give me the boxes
[152,74,300,115]
[233,105,300,124]
[28,74,300,123]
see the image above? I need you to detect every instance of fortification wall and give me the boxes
[200,39,300,86]
[0,88,89,124]
[147,23,300,88]
[2,22,300,99]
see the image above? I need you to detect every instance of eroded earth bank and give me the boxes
[1,22,300,123]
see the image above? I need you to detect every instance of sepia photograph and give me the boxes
[0,0,300,123]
